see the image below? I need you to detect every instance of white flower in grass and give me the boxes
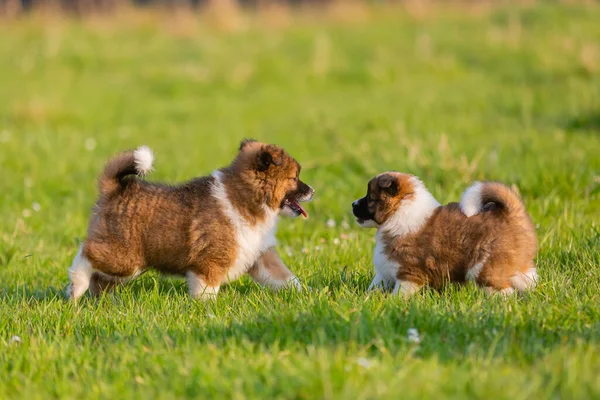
[341,220,350,230]
[326,218,336,228]
[407,328,421,344]
[22,209,32,218]
[333,238,340,245]
[356,357,373,369]
[9,335,22,345]
[314,246,321,251]
[85,138,97,151]
[32,202,41,212]
[285,246,293,257]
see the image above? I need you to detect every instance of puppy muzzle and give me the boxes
[352,197,377,228]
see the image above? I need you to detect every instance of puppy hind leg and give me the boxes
[510,266,538,292]
[187,271,220,300]
[484,286,515,297]
[476,262,516,296]
[367,274,385,291]
[89,273,122,297]
[393,280,422,298]
[66,246,95,300]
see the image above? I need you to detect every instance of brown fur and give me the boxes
[354,172,538,294]
[383,202,536,289]
[367,173,415,224]
[71,140,309,299]
[89,247,296,296]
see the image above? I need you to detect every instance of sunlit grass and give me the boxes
[1,3,599,399]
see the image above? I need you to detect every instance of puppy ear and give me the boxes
[239,138,258,152]
[377,174,399,196]
[256,146,283,171]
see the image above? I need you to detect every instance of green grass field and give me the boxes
[1,3,600,399]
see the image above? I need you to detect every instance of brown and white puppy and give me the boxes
[352,172,538,297]
[68,139,314,300]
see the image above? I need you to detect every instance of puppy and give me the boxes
[68,139,314,300]
[352,172,537,297]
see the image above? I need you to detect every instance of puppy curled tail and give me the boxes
[98,146,154,196]
[460,181,528,220]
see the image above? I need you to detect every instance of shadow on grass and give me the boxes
[186,306,597,364]
[0,273,231,303]
[565,111,600,133]
[2,271,597,365]
[0,285,66,302]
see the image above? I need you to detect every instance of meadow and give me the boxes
[1,2,599,398]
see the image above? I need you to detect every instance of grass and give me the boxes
[1,2,600,399]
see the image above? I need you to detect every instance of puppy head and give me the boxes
[352,172,415,228]
[236,139,314,217]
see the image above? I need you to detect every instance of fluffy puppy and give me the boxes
[68,139,314,300]
[352,172,538,297]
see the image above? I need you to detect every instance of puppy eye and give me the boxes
[289,177,298,182]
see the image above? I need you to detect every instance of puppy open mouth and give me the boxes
[283,198,308,218]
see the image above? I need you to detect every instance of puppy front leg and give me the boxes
[367,274,385,291]
[393,280,422,298]
[247,248,301,291]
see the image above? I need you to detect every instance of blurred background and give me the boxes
[4,0,399,16]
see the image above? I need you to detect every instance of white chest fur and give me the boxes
[372,231,400,288]
[211,171,278,283]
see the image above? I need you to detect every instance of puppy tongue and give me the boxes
[293,201,308,218]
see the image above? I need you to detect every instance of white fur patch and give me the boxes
[187,271,220,300]
[510,267,538,291]
[380,176,440,238]
[460,181,483,217]
[498,287,515,297]
[211,171,279,284]
[466,262,485,282]
[484,286,516,297]
[133,146,154,175]
[371,231,400,290]
[67,246,95,300]
[393,280,422,298]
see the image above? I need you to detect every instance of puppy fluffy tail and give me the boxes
[460,182,538,287]
[98,146,154,196]
[460,182,527,220]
